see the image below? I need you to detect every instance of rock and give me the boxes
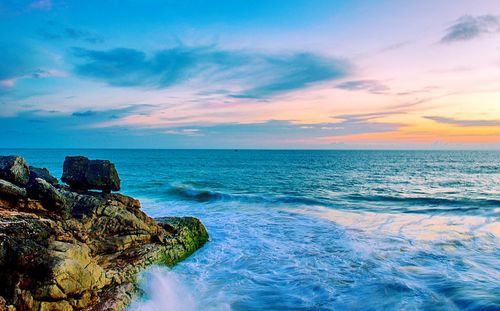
[29,166,58,186]
[0,156,208,310]
[156,217,209,265]
[62,156,120,192]
[0,179,27,199]
[27,178,65,210]
[0,156,29,186]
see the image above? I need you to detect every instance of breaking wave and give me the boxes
[165,182,499,216]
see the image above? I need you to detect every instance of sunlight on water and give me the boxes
[290,206,500,241]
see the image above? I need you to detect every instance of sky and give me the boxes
[1,0,499,149]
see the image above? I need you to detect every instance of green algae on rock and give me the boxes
[0,156,208,311]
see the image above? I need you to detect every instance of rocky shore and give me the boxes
[0,156,208,311]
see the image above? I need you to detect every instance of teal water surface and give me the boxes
[3,150,499,310]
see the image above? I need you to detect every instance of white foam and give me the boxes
[128,267,196,311]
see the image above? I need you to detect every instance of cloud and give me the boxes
[0,42,38,82]
[425,116,500,127]
[72,46,350,98]
[72,110,98,117]
[0,107,401,148]
[335,80,389,94]
[164,128,203,136]
[333,112,398,122]
[40,22,104,44]
[233,53,348,98]
[441,15,500,43]
[159,117,400,141]
[0,42,65,91]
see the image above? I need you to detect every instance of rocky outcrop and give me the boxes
[62,157,120,193]
[29,166,59,186]
[0,179,27,199]
[0,156,29,187]
[0,156,208,311]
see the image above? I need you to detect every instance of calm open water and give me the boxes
[3,149,499,310]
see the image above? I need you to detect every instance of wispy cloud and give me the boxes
[335,80,389,94]
[72,110,98,117]
[0,42,37,83]
[40,21,104,44]
[332,112,398,122]
[425,116,500,127]
[441,15,500,43]
[0,42,64,90]
[72,46,350,98]
[158,117,400,140]
[164,128,204,136]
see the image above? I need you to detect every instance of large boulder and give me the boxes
[61,156,120,192]
[29,166,58,186]
[0,179,27,199]
[0,156,29,186]
[27,178,65,210]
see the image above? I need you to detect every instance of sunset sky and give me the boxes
[1,0,499,149]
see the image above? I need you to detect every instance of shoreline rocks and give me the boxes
[29,166,59,186]
[0,156,29,187]
[0,156,208,311]
[62,156,120,193]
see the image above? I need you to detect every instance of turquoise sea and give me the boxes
[3,149,499,310]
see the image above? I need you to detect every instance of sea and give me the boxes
[3,149,499,311]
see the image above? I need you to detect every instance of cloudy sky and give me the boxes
[1,0,499,149]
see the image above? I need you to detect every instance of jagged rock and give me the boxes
[62,156,120,193]
[29,166,58,186]
[0,157,208,311]
[0,179,27,199]
[27,178,65,210]
[156,217,209,265]
[0,156,29,186]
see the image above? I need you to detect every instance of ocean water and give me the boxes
[3,149,499,310]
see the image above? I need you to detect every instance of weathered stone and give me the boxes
[39,300,72,311]
[0,156,29,186]
[29,166,58,186]
[27,178,65,210]
[0,157,207,310]
[61,156,120,192]
[0,179,27,199]
[156,217,210,265]
[25,199,47,212]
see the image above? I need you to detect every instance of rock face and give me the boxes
[62,156,120,193]
[0,156,208,311]
[29,166,59,186]
[0,156,30,187]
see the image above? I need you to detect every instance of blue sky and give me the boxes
[1,0,499,148]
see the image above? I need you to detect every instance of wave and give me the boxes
[165,182,327,206]
[127,266,196,311]
[164,182,499,216]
